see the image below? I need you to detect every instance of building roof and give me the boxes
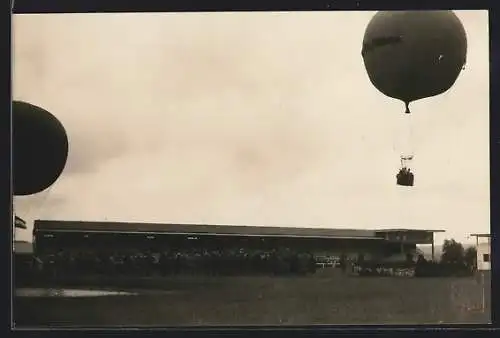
[34,220,382,240]
[375,228,445,233]
[34,220,444,242]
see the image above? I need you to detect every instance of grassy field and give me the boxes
[13,270,491,327]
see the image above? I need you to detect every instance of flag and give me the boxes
[14,216,27,229]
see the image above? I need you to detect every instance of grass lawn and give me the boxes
[13,270,491,327]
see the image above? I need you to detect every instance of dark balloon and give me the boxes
[362,11,467,104]
[13,101,69,196]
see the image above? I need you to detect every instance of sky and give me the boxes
[12,11,490,245]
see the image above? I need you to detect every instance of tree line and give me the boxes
[439,239,477,269]
[414,239,478,277]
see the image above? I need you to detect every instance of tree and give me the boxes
[464,246,477,270]
[440,239,465,265]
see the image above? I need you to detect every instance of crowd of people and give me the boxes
[17,243,439,280]
[29,247,318,278]
[352,259,418,277]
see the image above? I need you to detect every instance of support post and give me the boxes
[481,271,485,313]
[431,234,435,262]
[431,232,434,262]
[476,236,479,272]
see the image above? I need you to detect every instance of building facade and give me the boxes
[471,234,491,271]
[32,220,444,263]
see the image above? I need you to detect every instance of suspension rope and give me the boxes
[401,102,414,166]
[406,106,414,159]
[400,102,413,230]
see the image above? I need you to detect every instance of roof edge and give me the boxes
[375,229,446,233]
[34,220,445,233]
[34,228,384,240]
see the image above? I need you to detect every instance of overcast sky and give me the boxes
[12,11,489,245]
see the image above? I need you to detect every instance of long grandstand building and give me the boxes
[33,220,444,261]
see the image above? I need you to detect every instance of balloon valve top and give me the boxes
[404,102,411,114]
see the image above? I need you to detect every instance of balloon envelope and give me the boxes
[362,11,467,104]
[13,101,69,196]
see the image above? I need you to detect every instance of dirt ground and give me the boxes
[13,270,491,327]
